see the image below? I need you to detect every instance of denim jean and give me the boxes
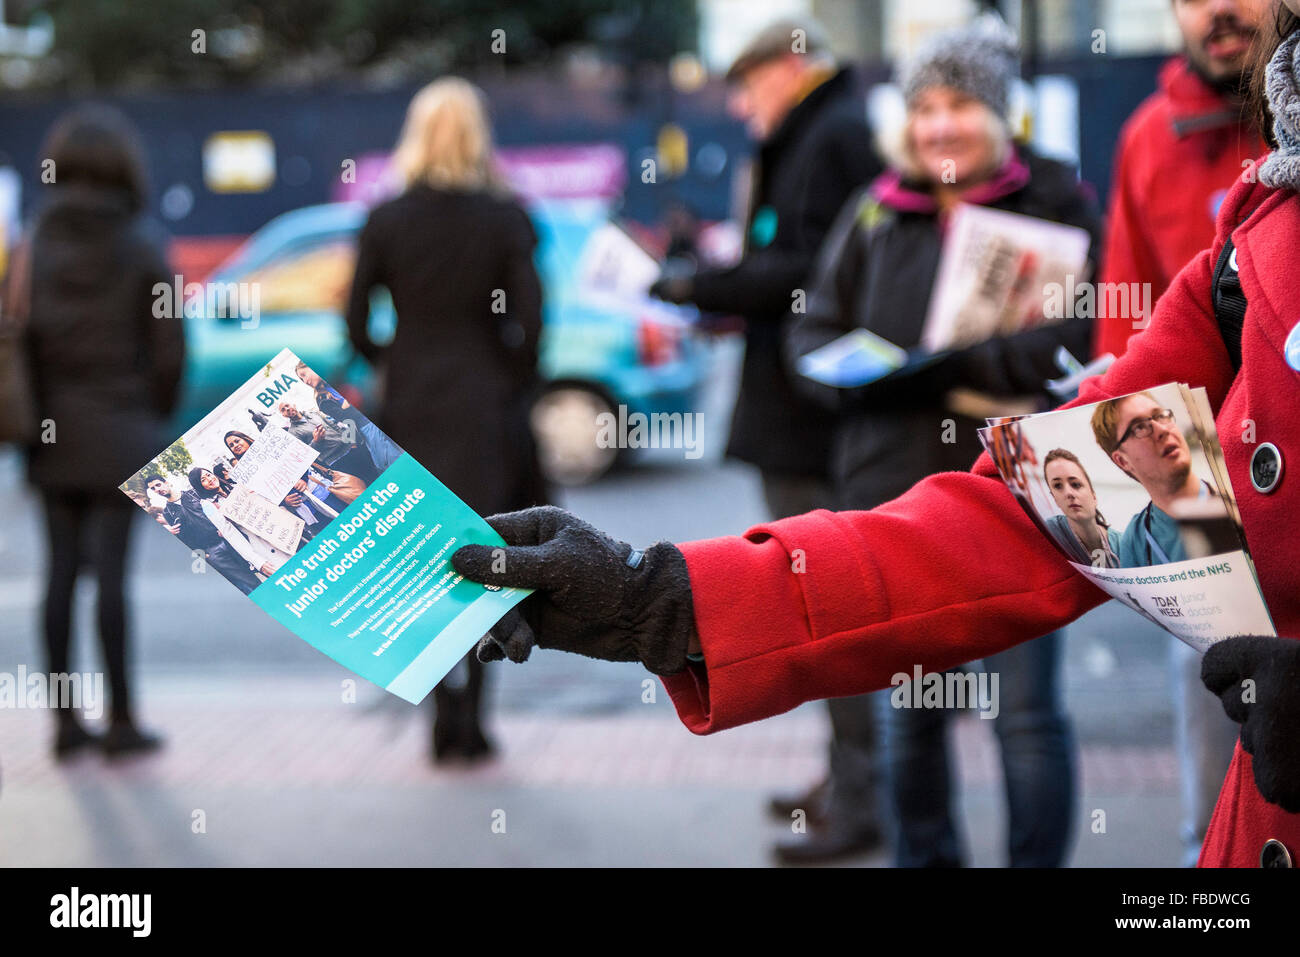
[1170,636,1239,866]
[882,629,1076,867]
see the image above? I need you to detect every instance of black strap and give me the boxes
[1211,237,1246,374]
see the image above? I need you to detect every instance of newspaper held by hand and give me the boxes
[924,204,1091,352]
[978,382,1275,653]
[795,204,1091,390]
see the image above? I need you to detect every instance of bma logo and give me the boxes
[255,372,300,410]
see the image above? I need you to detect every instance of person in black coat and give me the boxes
[652,17,889,866]
[651,19,884,503]
[345,77,546,763]
[19,106,185,759]
[787,16,1102,868]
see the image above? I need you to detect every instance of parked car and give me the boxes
[175,199,708,484]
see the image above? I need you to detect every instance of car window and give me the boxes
[240,237,358,315]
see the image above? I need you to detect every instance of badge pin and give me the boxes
[1250,442,1284,494]
[1286,319,1300,372]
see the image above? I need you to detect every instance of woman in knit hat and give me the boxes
[769,14,1101,868]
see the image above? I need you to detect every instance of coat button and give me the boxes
[1250,443,1284,494]
[1261,838,1292,868]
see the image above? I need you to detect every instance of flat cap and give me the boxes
[726,18,831,82]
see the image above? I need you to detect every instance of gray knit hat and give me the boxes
[899,13,1019,117]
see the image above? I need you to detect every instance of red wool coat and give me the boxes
[664,172,1300,868]
[1093,57,1265,359]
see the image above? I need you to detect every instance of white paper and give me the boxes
[1069,553,1274,654]
[220,483,305,556]
[229,425,319,506]
[574,222,663,303]
[923,203,1091,353]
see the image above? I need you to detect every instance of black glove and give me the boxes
[451,506,697,675]
[1202,635,1300,813]
[648,274,694,305]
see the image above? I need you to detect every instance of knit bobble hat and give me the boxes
[899,13,1019,117]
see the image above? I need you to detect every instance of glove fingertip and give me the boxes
[475,635,505,663]
[451,544,491,576]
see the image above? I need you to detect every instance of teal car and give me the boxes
[176,200,707,484]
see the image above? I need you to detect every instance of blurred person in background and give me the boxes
[1095,0,1265,360]
[787,16,1102,867]
[345,76,546,764]
[1092,0,1267,866]
[651,16,887,865]
[15,106,184,759]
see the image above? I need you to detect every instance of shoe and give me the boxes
[768,777,830,828]
[772,821,884,866]
[457,725,497,764]
[53,718,100,761]
[431,715,497,765]
[431,714,458,764]
[101,722,164,759]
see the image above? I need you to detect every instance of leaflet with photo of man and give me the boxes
[118,347,529,703]
[978,382,1275,652]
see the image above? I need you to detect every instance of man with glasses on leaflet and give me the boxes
[1090,392,1220,568]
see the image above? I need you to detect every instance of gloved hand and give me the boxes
[1201,634,1300,813]
[451,506,697,675]
[648,274,694,305]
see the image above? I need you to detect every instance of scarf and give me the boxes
[1259,30,1300,190]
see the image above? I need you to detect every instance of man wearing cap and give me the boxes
[650,17,886,864]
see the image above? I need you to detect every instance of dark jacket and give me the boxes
[787,147,1103,510]
[162,489,220,551]
[688,67,883,478]
[344,184,546,516]
[23,184,185,493]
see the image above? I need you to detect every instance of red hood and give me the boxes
[1159,56,1249,139]
[869,148,1032,216]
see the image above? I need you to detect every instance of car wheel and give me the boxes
[530,385,620,486]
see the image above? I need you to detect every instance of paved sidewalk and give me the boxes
[0,675,1183,867]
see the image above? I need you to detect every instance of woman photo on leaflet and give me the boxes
[1041,449,1122,569]
[187,466,286,577]
[224,429,352,516]
[451,0,1300,868]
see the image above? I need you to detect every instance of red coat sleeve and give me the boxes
[664,200,1243,735]
[1093,120,1166,359]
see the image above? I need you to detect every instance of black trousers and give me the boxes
[38,486,136,722]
